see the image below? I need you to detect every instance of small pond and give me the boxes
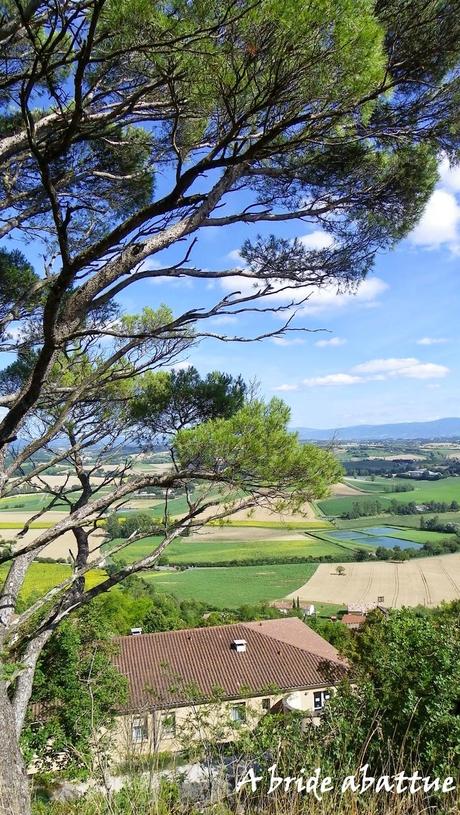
[331,527,421,550]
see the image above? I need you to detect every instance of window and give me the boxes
[160,711,176,737]
[262,698,271,711]
[313,690,331,711]
[230,703,246,723]
[131,716,148,743]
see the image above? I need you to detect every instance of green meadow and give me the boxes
[209,518,332,530]
[0,493,69,511]
[107,530,375,566]
[318,476,460,516]
[143,563,317,608]
[336,511,460,530]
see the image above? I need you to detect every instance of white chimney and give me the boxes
[130,627,142,635]
[232,639,247,653]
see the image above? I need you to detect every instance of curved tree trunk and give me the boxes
[0,679,30,815]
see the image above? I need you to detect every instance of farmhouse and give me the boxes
[111,618,346,759]
[341,613,366,630]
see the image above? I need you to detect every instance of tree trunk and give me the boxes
[0,679,30,815]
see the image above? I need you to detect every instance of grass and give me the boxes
[317,476,460,517]
[107,532,365,566]
[0,562,106,602]
[335,511,460,530]
[208,519,333,529]
[165,536,347,564]
[143,563,317,607]
[343,478,410,493]
[0,493,70,511]
[377,527,457,543]
[106,536,164,564]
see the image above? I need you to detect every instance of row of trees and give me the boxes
[341,499,460,519]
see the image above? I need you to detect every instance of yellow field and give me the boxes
[285,553,460,609]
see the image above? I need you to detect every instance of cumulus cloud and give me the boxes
[438,156,460,193]
[298,277,388,314]
[271,336,305,346]
[227,249,244,266]
[410,189,460,249]
[416,337,448,346]
[314,336,347,348]
[220,275,388,319]
[410,157,460,252]
[299,230,335,250]
[303,373,363,386]
[291,356,450,390]
[209,315,238,326]
[273,383,299,392]
[352,358,449,379]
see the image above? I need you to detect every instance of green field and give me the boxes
[209,519,332,530]
[165,536,351,564]
[318,476,460,516]
[108,530,374,566]
[143,563,317,607]
[336,511,460,530]
[0,562,105,602]
[377,527,456,543]
[0,493,69,511]
[344,478,411,493]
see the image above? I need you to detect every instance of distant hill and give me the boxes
[294,418,460,442]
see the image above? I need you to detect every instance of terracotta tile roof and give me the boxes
[112,619,346,711]
[341,613,366,626]
[243,618,344,662]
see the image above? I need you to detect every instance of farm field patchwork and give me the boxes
[108,534,354,565]
[143,563,318,607]
[285,553,460,609]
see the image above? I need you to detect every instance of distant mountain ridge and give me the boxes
[294,417,460,441]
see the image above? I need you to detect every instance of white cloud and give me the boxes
[227,249,244,266]
[273,383,299,392]
[295,356,450,390]
[271,336,305,347]
[416,337,448,346]
[299,277,388,315]
[299,230,334,250]
[410,188,460,250]
[314,336,347,348]
[352,357,449,380]
[438,156,460,193]
[221,275,388,316]
[303,373,364,386]
[209,315,238,326]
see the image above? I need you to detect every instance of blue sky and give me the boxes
[2,159,459,430]
[114,157,459,429]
